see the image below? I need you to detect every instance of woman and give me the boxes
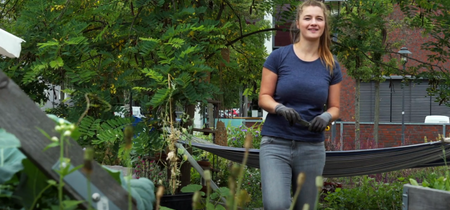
[258,0,342,209]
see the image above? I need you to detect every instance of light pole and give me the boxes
[398,47,412,145]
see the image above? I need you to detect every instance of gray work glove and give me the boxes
[309,112,332,132]
[275,104,301,126]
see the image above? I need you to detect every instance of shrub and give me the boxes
[227,124,262,149]
[323,175,404,210]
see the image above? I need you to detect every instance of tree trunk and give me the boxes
[355,79,360,149]
[374,81,380,147]
[239,88,243,117]
[207,103,214,128]
[243,93,248,117]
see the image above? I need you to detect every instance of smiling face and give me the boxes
[296,6,325,42]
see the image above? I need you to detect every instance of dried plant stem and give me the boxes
[155,186,165,210]
[314,176,323,210]
[232,133,252,210]
[290,172,306,210]
[77,93,91,126]
[167,74,179,195]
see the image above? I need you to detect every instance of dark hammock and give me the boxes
[186,139,450,178]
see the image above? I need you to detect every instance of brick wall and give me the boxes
[325,123,449,150]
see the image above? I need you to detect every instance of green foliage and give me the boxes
[323,176,404,210]
[239,167,263,208]
[189,150,263,208]
[410,171,450,191]
[0,0,274,120]
[227,124,262,149]
[181,183,231,209]
[0,129,27,208]
[1,114,156,209]
[334,0,399,81]
[395,0,450,106]
[409,146,450,191]
[77,115,164,165]
[13,159,59,209]
[1,0,275,166]
[103,166,156,210]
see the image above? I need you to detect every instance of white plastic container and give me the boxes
[424,115,450,123]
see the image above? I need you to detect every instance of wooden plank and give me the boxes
[0,71,136,209]
[403,184,450,210]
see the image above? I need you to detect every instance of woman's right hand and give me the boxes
[275,104,302,126]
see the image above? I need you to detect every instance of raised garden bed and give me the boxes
[403,184,450,210]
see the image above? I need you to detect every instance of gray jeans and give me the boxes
[259,136,325,210]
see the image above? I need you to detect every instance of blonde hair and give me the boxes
[290,0,335,73]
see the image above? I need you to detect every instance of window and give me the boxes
[360,78,450,123]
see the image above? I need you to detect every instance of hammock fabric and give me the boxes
[186,139,450,178]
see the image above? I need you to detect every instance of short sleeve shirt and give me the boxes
[261,44,343,142]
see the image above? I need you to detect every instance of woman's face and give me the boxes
[296,6,325,42]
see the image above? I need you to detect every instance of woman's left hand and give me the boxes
[309,112,331,132]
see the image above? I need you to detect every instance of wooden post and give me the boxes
[0,71,136,209]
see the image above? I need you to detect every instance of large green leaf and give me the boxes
[149,88,170,107]
[127,178,156,210]
[0,128,21,148]
[101,165,123,185]
[102,166,156,210]
[0,129,26,184]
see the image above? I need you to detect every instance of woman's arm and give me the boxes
[326,82,342,122]
[258,67,279,114]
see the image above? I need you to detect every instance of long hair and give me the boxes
[289,0,335,73]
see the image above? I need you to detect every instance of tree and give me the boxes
[396,0,450,107]
[0,0,282,193]
[332,0,381,149]
[360,0,399,146]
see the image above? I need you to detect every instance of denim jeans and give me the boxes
[260,136,325,210]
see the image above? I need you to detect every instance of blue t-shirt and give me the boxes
[261,44,343,142]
